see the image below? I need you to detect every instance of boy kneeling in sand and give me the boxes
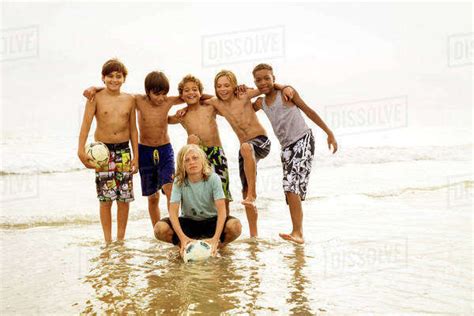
[154,144,242,256]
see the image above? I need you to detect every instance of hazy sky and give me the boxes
[1,2,472,146]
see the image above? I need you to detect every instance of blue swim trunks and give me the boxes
[138,143,175,196]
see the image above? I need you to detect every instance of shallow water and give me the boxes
[2,183,471,314]
[1,149,472,314]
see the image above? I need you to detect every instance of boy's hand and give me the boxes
[78,151,97,169]
[327,132,338,154]
[282,86,295,102]
[235,84,249,97]
[176,108,188,117]
[131,158,139,174]
[253,97,264,109]
[205,237,220,256]
[179,236,194,258]
[83,86,98,101]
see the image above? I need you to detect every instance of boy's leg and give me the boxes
[147,193,160,228]
[162,183,172,212]
[116,201,130,240]
[225,200,230,217]
[99,201,113,243]
[243,187,258,237]
[279,131,314,245]
[222,218,242,244]
[240,143,257,206]
[139,144,159,228]
[154,220,174,243]
[279,192,304,244]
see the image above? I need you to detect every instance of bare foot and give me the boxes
[241,197,256,207]
[279,233,305,244]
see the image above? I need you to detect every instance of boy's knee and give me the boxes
[240,143,253,157]
[187,134,200,145]
[226,219,242,238]
[154,221,172,241]
[162,183,172,195]
[148,194,159,203]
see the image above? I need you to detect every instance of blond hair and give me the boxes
[178,75,204,96]
[214,70,238,100]
[174,144,212,186]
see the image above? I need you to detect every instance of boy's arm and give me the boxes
[252,97,264,112]
[201,97,223,116]
[201,93,214,101]
[167,96,185,106]
[77,100,98,169]
[274,83,295,101]
[129,97,139,173]
[168,202,194,255]
[292,91,338,153]
[168,107,187,124]
[244,83,294,100]
[208,199,226,256]
[83,86,104,101]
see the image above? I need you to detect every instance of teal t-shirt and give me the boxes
[170,172,225,220]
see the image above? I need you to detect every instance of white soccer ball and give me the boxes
[85,142,110,167]
[183,240,212,263]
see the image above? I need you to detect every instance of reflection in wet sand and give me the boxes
[286,246,314,315]
[79,238,319,314]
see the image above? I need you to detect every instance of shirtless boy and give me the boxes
[169,75,233,215]
[78,58,138,243]
[84,71,186,228]
[253,63,338,244]
[203,70,293,237]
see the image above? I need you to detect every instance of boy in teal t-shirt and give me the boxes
[154,144,242,256]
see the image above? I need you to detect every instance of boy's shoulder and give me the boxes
[95,90,134,100]
[209,172,221,183]
[120,92,135,100]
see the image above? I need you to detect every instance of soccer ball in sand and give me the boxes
[85,142,109,167]
[183,240,212,263]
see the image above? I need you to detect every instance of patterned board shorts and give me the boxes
[281,130,315,202]
[238,135,271,190]
[201,145,232,201]
[95,142,134,203]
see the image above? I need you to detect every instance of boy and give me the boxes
[203,70,294,237]
[252,63,338,244]
[83,71,187,228]
[168,75,233,215]
[77,58,138,243]
[154,144,242,256]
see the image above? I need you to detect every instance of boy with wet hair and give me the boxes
[83,70,186,229]
[169,75,233,216]
[252,63,338,244]
[78,58,139,243]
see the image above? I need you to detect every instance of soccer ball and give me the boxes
[85,142,110,167]
[183,240,212,263]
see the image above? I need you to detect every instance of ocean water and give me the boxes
[1,130,472,314]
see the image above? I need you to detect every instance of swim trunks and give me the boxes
[281,130,315,201]
[238,135,271,189]
[201,145,232,201]
[95,141,134,202]
[138,143,175,196]
[159,216,237,245]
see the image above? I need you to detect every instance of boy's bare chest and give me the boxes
[138,103,171,123]
[96,102,131,121]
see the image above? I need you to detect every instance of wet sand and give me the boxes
[1,185,472,314]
